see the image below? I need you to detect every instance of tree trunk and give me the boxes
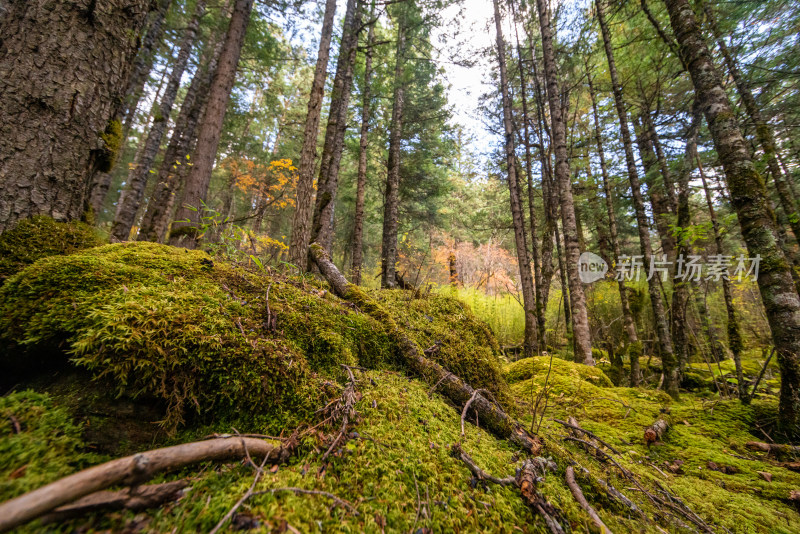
[0,0,151,233]
[351,1,376,286]
[587,66,642,385]
[87,0,173,217]
[310,0,362,256]
[535,0,593,364]
[288,0,337,269]
[169,0,254,248]
[664,0,800,435]
[494,0,538,358]
[596,0,676,390]
[697,155,745,399]
[137,20,228,243]
[380,16,407,289]
[671,106,702,381]
[112,0,206,241]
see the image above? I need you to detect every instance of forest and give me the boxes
[1,0,800,531]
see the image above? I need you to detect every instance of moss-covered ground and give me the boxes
[1,223,799,533]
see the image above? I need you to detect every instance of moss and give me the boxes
[0,216,103,284]
[97,119,123,173]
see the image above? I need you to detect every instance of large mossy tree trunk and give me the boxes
[169,0,253,248]
[587,66,642,385]
[111,0,207,242]
[664,0,800,435]
[288,0,337,270]
[310,0,362,256]
[536,0,593,365]
[493,0,538,358]
[596,0,676,391]
[0,0,151,234]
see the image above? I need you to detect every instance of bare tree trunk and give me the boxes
[87,0,174,217]
[587,66,642,385]
[311,0,362,256]
[664,0,800,434]
[137,19,228,243]
[535,0,593,364]
[112,0,207,241]
[671,106,702,380]
[493,0,538,358]
[596,0,675,389]
[380,16,407,289]
[351,1,376,285]
[288,0,338,269]
[697,155,745,399]
[0,0,151,233]
[169,0,254,248]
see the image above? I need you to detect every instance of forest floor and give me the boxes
[0,219,798,533]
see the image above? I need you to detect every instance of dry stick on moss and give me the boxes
[450,443,516,486]
[39,481,188,525]
[517,459,565,534]
[320,364,358,467]
[308,243,542,455]
[209,452,270,534]
[644,419,669,446]
[745,441,800,458]
[461,388,489,438]
[532,351,555,434]
[552,418,621,454]
[565,466,613,534]
[427,371,452,397]
[0,437,287,533]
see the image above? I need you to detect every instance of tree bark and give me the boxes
[0,0,151,233]
[310,0,362,256]
[587,66,642,385]
[112,0,206,241]
[169,0,254,248]
[288,0,337,269]
[380,15,407,289]
[87,0,174,217]
[596,0,676,389]
[664,0,800,435]
[494,0,538,358]
[535,0,593,364]
[350,1,376,286]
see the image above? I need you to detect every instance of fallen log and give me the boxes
[745,441,800,459]
[644,419,669,446]
[0,437,287,533]
[309,243,542,455]
[517,459,565,534]
[565,466,613,534]
[39,481,188,524]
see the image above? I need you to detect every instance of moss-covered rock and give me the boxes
[0,216,103,284]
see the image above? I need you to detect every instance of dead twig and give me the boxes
[209,450,270,534]
[552,418,621,455]
[252,487,358,515]
[565,466,613,533]
[450,443,516,486]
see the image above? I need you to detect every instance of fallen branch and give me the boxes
[0,437,287,533]
[747,347,775,402]
[39,481,188,524]
[644,419,669,446]
[320,365,359,467]
[450,443,516,486]
[461,388,490,438]
[309,243,541,454]
[553,418,621,455]
[745,441,800,459]
[517,459,565,534]
[210,453,269,534]
[565,466,613,534]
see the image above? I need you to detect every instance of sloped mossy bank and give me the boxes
[0,239,508,435]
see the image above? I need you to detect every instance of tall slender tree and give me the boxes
[169,0,254,247]
[535,0,594,364]
[112,0,207,241]
[596,0,676,389]
[288,0,338,270]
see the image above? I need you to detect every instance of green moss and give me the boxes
[97,119,123,173]
[0,216,103,283]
